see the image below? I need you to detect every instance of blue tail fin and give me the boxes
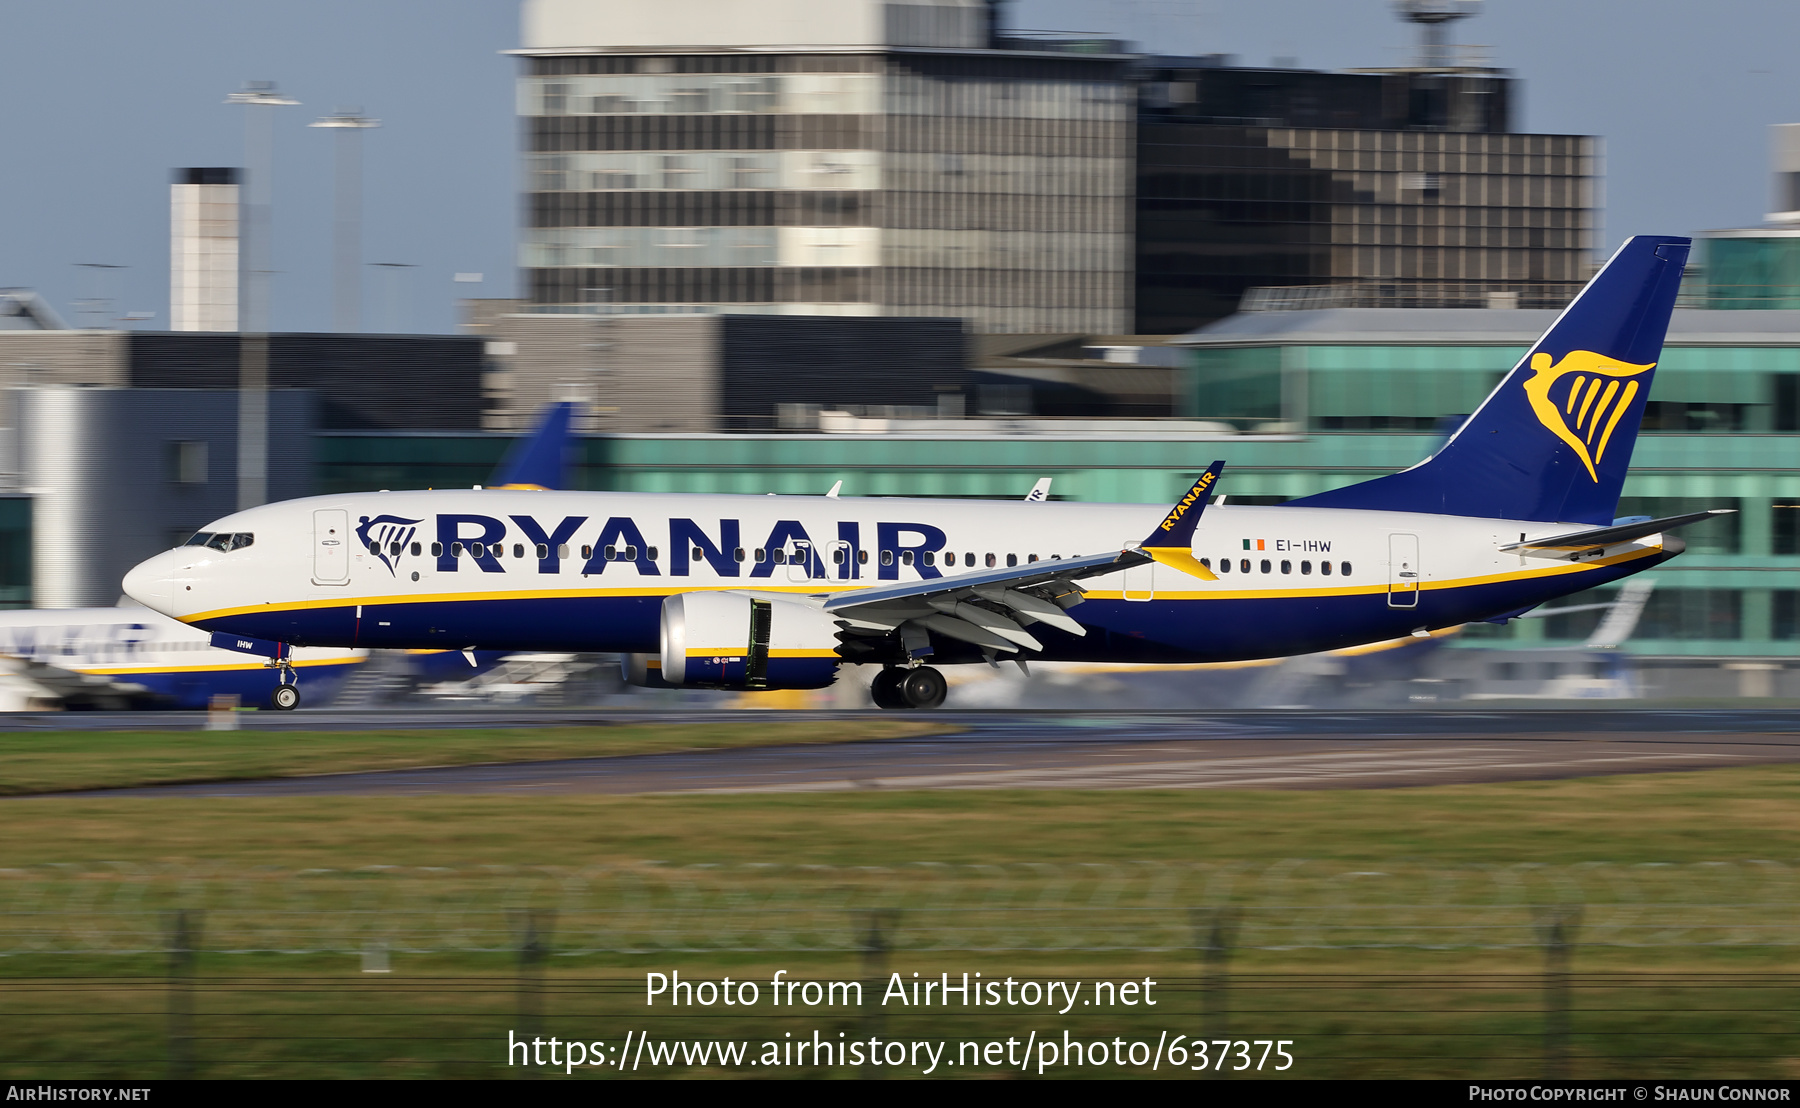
[490,402,576,490]
[1287,235,1690,524]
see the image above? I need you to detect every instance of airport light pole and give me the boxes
[308,109,380,334]
[227,81,299,512]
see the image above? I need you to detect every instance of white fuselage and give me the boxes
[121,488,1671,665]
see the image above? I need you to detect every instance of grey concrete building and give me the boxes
[514,0,1134,334]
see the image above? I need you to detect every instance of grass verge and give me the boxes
[3,766,1799,1079]
[3,762,1798,865]
[0,719,948,796]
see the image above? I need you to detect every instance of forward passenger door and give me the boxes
[313,509,350,585]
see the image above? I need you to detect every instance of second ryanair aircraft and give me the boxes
[123,235,1722,709]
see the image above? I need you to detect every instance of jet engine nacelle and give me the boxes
[659,592,841,690]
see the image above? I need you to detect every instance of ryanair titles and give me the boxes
[357,513,953,582]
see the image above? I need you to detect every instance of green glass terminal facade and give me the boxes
[317,306,1800,659]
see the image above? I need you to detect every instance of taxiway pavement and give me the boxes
[38,708,1800,797]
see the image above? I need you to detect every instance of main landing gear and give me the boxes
[871,666,947,711]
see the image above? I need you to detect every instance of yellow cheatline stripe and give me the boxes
[182,581,849,623]
[76,657,363,677]
[1090,543,1662,601]
[1330,625,1463,656]
[683,649,837,660]
[182,544,1664,622]
[1595,379,1638,465]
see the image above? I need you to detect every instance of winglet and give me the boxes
[1139,461,1225,580]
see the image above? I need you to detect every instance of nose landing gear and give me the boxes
[871,665,947,710]
[265,647,301,711]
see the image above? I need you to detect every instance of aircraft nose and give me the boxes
[122,549,188,617]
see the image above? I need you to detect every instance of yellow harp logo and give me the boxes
[1521,350,1655,482]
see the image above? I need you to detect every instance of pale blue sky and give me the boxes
[2,1,1795,333]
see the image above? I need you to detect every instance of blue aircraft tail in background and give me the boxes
[1287,235,1691,524]
[491,402,577,490]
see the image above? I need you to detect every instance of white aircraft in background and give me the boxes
[0,402,583,712]
[124,236,1731,710]
[0,605,363,711]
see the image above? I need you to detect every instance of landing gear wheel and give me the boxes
[898,666,947,710]
[870,668,907,710]
[270,684,301,711]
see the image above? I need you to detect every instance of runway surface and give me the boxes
[42,708,1800,797]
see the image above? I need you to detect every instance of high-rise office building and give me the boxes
[514,0,1134,333]
[169,168,239,332]
[1134,61,1598,333]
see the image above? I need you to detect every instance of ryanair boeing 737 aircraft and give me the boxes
[122,236,1723,709]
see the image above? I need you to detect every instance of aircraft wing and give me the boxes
[820,548,1149,654]
[820,463,1225,657]
[1498,509,1733,556]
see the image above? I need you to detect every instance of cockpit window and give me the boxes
[185,532,214,548]
[202,532,254,553]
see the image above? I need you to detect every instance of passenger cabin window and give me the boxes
[1007,554,1018,567]
[1341,561,1353,576]
[431,542,444,557]
[985,553,996,568]
[1300,560,1311,575]
[1280,560,1291,574]
[1260,559,1272,574]
[514,543,525,560]
[411,542,422,557]
[921,551,935,567]
[901,551,914,566]
[536,544,549,560]
[1320,561,1331,576]
[880,550,893,566]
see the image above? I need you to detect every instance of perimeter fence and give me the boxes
[4,862,1799,1079]
[2,859,1797,956]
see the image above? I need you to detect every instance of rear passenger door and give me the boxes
[313,509,350,584]
[1387,532,1420,609]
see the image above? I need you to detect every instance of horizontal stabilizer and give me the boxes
[1498,509,1733,554]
